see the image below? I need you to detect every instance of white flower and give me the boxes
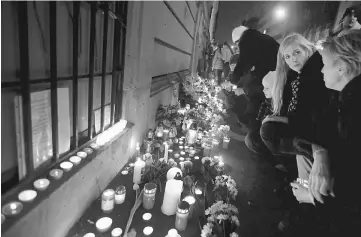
[201,223,214,237]
[231,215,240,227]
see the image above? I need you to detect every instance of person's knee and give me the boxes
[260,122,279,152]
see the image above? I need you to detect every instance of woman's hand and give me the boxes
[234,88,244,96]
[308,149,335,204]
[290,182,314,204]
[262,115,289,124]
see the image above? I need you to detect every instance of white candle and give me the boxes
[96,217,112,233]
[133,159,145,184]
[33,179,50,191]
[49,169,63,180]
[101,189,115,212]
[142,213,152,221]
[195,188,202,195]
[164,142,169,163]
[167,229,179,237]
[161,177,183,215]
[111,228,123,237]
[143,226,153,236]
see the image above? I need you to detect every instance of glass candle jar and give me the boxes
[175,201,190,231]
[101,189,115,213]
[143,183,157,210]
[115,185,126,204]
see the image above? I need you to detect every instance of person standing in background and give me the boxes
[211,42,224,85]
[222,41,233,79]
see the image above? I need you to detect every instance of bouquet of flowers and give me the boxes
[218,125,230,139]
[213,175,238,203]
[201,201,240,237]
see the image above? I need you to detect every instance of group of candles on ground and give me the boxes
[89,131,227,237]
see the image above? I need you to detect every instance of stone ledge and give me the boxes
[1,123,135,237]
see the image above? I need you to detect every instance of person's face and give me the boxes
[321,51,344,91]
[283,43,309,73]
[262,78,273,99]
[342,14,357,29]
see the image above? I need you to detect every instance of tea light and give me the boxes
[166,229,181,237]
[168,149,173,154]
[194,156,199,160]
[179,146,184,150]
[83,148,93,154]
[174,153,180,158]
[180,151,185,156]
[184,146,189,150]
[121,170,128,175]
[70,156,81,165]
[179,157,184,161]
[96,217,112,233]
[143,226,153,236]
[181,136,185,139]
[142,213,152,221]
[111,228,123,237]
[218,161,224,168]
[90,143,99,149]
[129,163,135,167]
[183,195,196,218]
[49,169,63,180]
[195,188,203,195]
[83,233,95,237]
[77,151,87,158]
[2,202,23,216]
[60,161,73,171]
[33,178,50,191]
[18,190,37,202]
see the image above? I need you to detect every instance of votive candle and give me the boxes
[101,189,115,213]
[115,186,126,204]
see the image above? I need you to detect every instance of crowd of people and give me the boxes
[201,5,361,237]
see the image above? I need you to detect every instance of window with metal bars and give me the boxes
[1,1,128,194]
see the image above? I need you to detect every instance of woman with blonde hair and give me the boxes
[290,30,361,236]
[260,33,330,157]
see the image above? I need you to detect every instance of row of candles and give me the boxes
[91,135,206,236]
[1,144,99,223]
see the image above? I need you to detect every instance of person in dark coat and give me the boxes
[288,31,361,237]
[260,33,330,158]
[230,25,280,131]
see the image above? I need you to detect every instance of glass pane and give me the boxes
[1,89,20,193]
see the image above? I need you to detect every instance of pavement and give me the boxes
[223,111,292,237]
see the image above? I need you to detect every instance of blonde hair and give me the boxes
[321,30,361,79]
[272,33,316,115]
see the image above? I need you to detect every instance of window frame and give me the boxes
[1,1,128,194]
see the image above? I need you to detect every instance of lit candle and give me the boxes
[101,189,115,213]
[186,104,190,110]
[70,156,81,165]
[96,217,112,233]
[179,157,184,161]
[60,161,73,172]
[142,213,152,221]
[33,178,50,191]
[175,201,190,231]
[166,229,180,237]
[223,137,230,149]
[163,129,169,140]
[164,142,169,163]
[83,148,93,154]
[111,228,123,237]
[121,170,128,175]
[133,158,145,184]
[90,143,99,149]
[179,145,184,150]
[194,156,199,160]
[143,226,153,236]
[161,173,183,215]
[232,85,237,90]
[174,153,180,158]
[2,201,23,216]
[115,186,126,204]
[49,169,63,180]
[195,188,202,195]
[143,183,157,210]
[77,151,87,159]
[83,233,95,237]
[183,195,196,219]
[18,190,37,202]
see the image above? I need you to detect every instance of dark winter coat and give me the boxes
[279,51,331,140]
[230,29,279,96]
[256,98,272,122]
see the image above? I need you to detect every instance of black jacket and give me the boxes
[231,29,279,96]
[280,51,331,140]
[314,74,361,213]
[256,99,272,122]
